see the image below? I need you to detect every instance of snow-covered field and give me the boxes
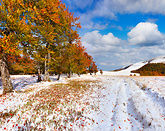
[0,74,165,130]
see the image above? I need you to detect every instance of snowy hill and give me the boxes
[102,56,165,76]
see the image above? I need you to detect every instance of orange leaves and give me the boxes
[1,35,20,55]
[0,0,32,56]
[7,53,37,74]
[18,0,24,8]
[127,118,130,121]
[41,8,46,14]
[0,0,97,77]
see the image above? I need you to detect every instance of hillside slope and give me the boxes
[102,56,165,76]
[131,63,165,76]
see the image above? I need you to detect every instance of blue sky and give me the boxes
[62,0,165,70]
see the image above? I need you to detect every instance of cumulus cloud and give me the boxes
[79,0,165,28]
[96,43,165,70]
[64,0,165,30]
[64,0,165,70]
[82,30,123,55]
[82,31,102,46]
[100,62,109,66]
[82,22,108,30]
[81,26,165,70]
[128,22,165,46]
[82,30,121,46]
[95,0,165,17]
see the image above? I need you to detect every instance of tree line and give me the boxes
[0,0,98,94]
[131,63,165,76]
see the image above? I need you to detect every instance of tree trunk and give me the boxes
[37,61,42,82]
[0,52,13,94]
[77,72,80,77]
[68,66,72,78]
[44,54,50,81]
[57,73,61,80]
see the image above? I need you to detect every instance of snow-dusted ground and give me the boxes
[97,71,140,76]
[86,75,165,131]
[0,74,165,130]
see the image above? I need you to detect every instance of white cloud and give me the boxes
[64,1,165,70]
[128,22,165,46]
[111,25,123,31]
[79,14,109,30]
[100,62,109,66]
[82,30,122,47]
[96,0,165,16]
[101,33,121,45]
[82,26,165,70]
[82,31,125,60]
[74,0,93,9]
[65,0,165,30]
[82,31,102,46]
[97,44,165,70]
[93,23,108,30]
[78,0,165,28]
[82,22,108,30]
[146,18,158,23]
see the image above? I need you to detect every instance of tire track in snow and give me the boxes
[84,76,122,131]
[125,79,152,130]
[85,76,165,131]
[94,77,122,131]
[127,78,165,130]
[110,78,132,131]
[132,78,165,117]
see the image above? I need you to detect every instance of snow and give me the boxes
[0,74,165,130]
[94,61,148,76]
[150,56,165,63]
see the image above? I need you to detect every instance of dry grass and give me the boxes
[0,79,99,130]
[135,81,147,90]
[141,84,147,91]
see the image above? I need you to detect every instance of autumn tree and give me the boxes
[84,53,93,75]
[27,0,57,81]
[0,0,38,94]
[92,61,98,75]
[50,44,67,80]
[29,0,78,81]
[7,54,37,75]
[70,41,90,76]
[43,2,81,79]
[0,0,98,94]
[63,10,81,78]
[33,47,45,82]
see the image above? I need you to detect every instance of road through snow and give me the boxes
[85,76,165,131]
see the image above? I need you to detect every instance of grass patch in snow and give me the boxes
[0,79,99,130]
[0,110,17,119]
[135,81,147,91]
[141,84,147,91]
[22,87,35,93]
